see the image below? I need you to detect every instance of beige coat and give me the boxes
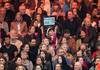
[10,21,27,34]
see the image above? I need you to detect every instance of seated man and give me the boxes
[1,36,18,61]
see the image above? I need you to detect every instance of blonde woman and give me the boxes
[10,13,27,36]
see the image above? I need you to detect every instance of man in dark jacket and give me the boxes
[19,4,32,27]
[64,10,81,36]
[1,36,18,60]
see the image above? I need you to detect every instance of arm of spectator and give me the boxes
[35,0,38,10]
[40,26,45,39]
[54,25,58,35]
[3,22,9,33]
[20,22,28,36]
[10,22,14,31]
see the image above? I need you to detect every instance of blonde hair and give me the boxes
[15,12,23,22]
[16,65,26,70]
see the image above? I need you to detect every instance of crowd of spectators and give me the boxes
[0,0,100,70]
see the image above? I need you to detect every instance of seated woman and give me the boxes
[10,12,28,37]
[0,7,9,33]
[27,25,42,44]
[10,12,28,44]
[20,51,33,70]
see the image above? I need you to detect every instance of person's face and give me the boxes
[55,64,62,70]
[80,44,86,51]
[84,18,91,26]
[36,57,42,65]
[17,66,25,70]
[0,58,5,64]
[40,51,45,58]
[5,37,10,45]
[67,11,73,20]
[92,8,98,16]
[61,37,67,44]
[88,0,93,3]
[58,49,64,56]
[72,9,77,16]
[19,6,26,14]
[43,38,49,46]
[16,57,22,65]
[16,13,22,21]
[48,30,54,36]
[36,15,41,21]
[80,30,86,38]
[61,44,68,52]
[0,64,4,70]
[4,3,11,9]
[95,58,100,65]
[74,62,82,70]
[72,2,78,9]
[35,65,42,70]
[78,57,84,64]
[37,8,42,14]
[0,8,6,16]
[30,26,35,33]
[30,39,36,46]
[53,5,59,11]
[21,52,28,59]
[86,13,91,19]
[59,0,64,4]
[64,32,70,38]
[52,12,58,16]
[23,44,30,52]
[34,20,39,27]
[76,51,82,57]
[41,45,47,51]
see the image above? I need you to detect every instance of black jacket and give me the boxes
[63,18,80,36]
